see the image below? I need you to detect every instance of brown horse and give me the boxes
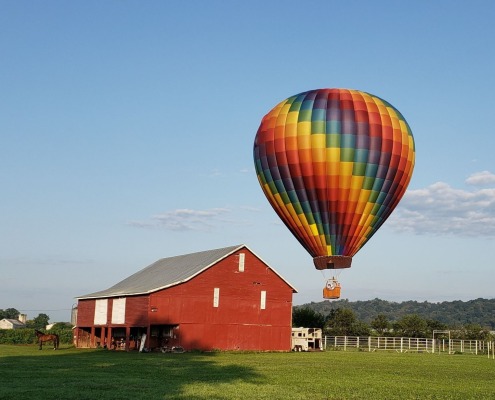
[35,329,59,350]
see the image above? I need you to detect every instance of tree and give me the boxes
[26,313,50,329]
[371,314,390,336]
[461,323,490,340]
[0,308,20,319]
[325,308,358,336]
[292,307,325,328]
[425,319,447,336]
[394,314,428,338]
[352,320,371,336]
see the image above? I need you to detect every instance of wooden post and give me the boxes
[100,327,105,348]
[125,326,131,351]
[90,326,95,348]
[146,325,151,350]
[107,327,113,349]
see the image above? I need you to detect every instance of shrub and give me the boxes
[0,329,35,344]
[0,326,74,346]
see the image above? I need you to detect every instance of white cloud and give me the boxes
[465,171,495,186]
[129,208,233,231]
[389,181,495,237]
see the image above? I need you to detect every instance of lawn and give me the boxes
[0,345,494,400]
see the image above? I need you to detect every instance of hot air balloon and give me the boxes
[253,88,415,299]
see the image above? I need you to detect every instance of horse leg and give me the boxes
[39,339,42,350]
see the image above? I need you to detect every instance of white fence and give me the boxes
[324,336,495,358]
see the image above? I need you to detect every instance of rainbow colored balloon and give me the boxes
[253,88,415,271]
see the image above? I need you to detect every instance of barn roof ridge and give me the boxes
[76,244,296,300]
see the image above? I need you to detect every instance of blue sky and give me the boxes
[1,1,494,323]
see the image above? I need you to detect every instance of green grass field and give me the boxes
[1,345,494,400]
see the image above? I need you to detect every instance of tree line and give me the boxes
[293,300,495,341]
[297,298,495,329]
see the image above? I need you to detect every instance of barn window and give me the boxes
[260,290,266,310]
[111,298,126,324]
[94,299,108,325]
[238,253,245,272]
[213,287,220,307]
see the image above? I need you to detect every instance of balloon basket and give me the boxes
[323,278,341,300]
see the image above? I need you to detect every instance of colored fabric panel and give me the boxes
[253,88,415,262]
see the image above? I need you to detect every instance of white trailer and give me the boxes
[291,327,323,351]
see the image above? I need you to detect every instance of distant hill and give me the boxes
[296,298,495,329]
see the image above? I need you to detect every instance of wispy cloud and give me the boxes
[465,170,495,186]
[389,173,495,237]
[129,208,235,231]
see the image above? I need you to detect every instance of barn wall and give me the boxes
[76,299,96,326]
[179,323,291,351]
[75,247,294,351]
[149,249,293,350]
[77,296,149,327]
[123,296,149,326]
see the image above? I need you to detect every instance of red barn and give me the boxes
[74,244,297,351]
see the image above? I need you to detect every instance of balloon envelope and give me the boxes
[253,88,415,270]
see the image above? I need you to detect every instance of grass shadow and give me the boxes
[0,346,263,400]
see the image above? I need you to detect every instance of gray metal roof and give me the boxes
[76,244,297,300]
[0,319,25,327]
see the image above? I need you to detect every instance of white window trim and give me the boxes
[94,299,108,325]
[111,298,126,324]
[260,290,266,310]
[213,287,220,308]
[238,253,245,272]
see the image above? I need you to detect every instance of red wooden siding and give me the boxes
[76,298,96,326]
[77,296,149,327]
[75,247,294,351]
[148,250,293,350]
[124,296,149,326]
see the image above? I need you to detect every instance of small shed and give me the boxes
[0,318,26,330]
[74,244,297,351]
